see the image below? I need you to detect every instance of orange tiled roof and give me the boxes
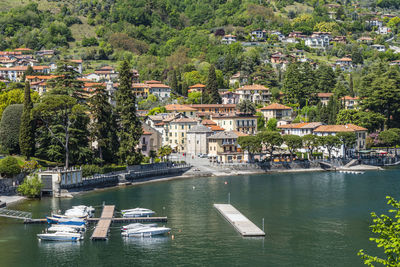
[145,80,162,84]
[233,130,248,137]
[209,125,225,131]
[260,103,292,110]
[314,124,367,133]
[188,104,236,108]
[132,83,149,88]
[0,66,49,71]
[26,75,58,80]
[277,122,323,129]
[189,83,206,88]
[202,119,217,126]
[317,92,334,98]
[147,83,170,88]
[237,84,269,91]
[341,96,359,100]
[14,48,32,51]
[165,104,197,112]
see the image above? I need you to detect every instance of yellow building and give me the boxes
[210,114,257,135]
[166,117,198,152]
[207,131,245,163]
[259,103,293,122]
[132,83,150,98]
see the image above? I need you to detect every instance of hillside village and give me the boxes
[0,0,400,168]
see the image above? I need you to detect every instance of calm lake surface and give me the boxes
[1,169,399,266]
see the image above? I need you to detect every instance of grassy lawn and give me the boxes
[10,155,61,168]
[0,0,64,12]
[306,52,339,64]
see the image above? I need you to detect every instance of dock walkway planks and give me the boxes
[24,217,168,224]
[91,205,115,240]
[214,204,265,237]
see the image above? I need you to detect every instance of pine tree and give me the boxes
[204,65,221,104]
[89,85,118,164]
[47,61,84,101]
[19,82,35,160]
[115,60,143,165]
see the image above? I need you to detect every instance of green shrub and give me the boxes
[101,165,126,174]
[82,164,102,177]
[17,174,42,198]
[141,156,150,164]
[0,104,23,154]
[0,156,21,177]
[82,164,126,177]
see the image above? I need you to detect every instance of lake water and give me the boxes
[1,169,399,266]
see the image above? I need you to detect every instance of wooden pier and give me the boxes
[91,205,115,240]
[214,204,265,237]
[24,217,168,224]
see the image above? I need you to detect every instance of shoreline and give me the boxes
[0,164,385,201]
[68,164,383,197]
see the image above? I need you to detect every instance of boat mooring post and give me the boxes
[228,192,230,204]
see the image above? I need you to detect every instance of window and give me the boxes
[175,125,177,129]
[197,140,199,144]
[190,112,193,116]
[188,125,191,129]
[181,125,184,130]
[182,133,184,137]
[142,137,145,143]
[175,133,177,137]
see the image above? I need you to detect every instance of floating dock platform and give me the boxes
[91,205,115,240]
[214,204,265,237]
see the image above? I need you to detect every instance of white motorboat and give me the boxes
[121,223,158,231]
[37,232,83,241]
[52,213,88,219]
[121,226,171,237]
[121,208,155,218]
[64,209,90,218]
[72,205,95,216]
[47,225,85,233]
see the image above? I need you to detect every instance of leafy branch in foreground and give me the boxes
[358,196,400,266]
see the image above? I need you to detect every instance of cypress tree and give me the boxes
[89,85,118,164]
[115,60,143,165]
[169,69,179,95]
[349,73,354,97]
[205,65,221,104]
[19,82,35,160]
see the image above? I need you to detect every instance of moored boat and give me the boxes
[121,208,155,218]
[37,232,83,242]
[121,223,158,231]
[121,226,171,237]
[47,225,85,233]
[46,217,86,226]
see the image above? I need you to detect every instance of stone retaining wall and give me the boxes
[213,161,321,171]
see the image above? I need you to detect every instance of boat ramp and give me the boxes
[214,204,265,237]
